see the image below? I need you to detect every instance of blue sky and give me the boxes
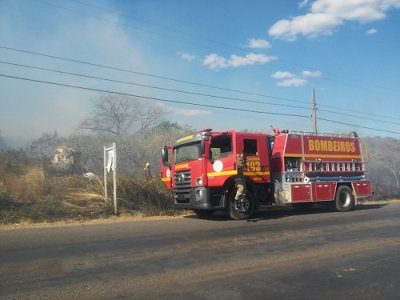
[1,0,400,141]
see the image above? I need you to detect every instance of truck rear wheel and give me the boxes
[334,185,354,212]
[228,189,255,220]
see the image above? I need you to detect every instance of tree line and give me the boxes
[1,95,400,200]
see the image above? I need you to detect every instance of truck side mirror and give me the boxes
[161,146,171,168]
[201,134,211,159]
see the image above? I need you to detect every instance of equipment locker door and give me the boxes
[313,182,336,201]
[353,181,372,197]
[291,184,311,202]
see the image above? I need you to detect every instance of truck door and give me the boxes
[236,134,271,183]
[206,133,235,187]
[161,145,172,189]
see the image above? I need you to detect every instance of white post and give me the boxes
[104,146,108,204]
[104,143,117,215]
[112,143,117,215]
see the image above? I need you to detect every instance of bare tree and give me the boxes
[364,136,400,195]
[80,95,165,136]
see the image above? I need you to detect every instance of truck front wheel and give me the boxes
[334,185,354,212]
[228,189,255,220]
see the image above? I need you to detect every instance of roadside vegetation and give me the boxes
[0,138,181,225]
[0,96,194,224]
[1,96,399,225]
[0,162,176,225]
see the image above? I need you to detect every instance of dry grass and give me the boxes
[0,149,175,224]
[0,166,46,204]
[0,168,175,224]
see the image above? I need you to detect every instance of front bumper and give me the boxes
[174,187,221,210]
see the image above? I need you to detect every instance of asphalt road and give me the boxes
[1,201,399,299]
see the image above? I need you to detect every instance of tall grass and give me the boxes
[1,166,46,204]
[0,150,175,224]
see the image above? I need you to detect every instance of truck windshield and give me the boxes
[174,142,201,164]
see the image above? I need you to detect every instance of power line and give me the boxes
[319,73,400,95]
[7,59,398,128]
[1,44,399,122]
[40,0,400,96]
[318,108,400,126]
[318,103,400,122]
[1,73,399,135]
[0,60,311,111]
[318,118,400,135]
[0,73,310,119]
[0,44,306,105]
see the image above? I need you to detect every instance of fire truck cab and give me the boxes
[161,129,372,219]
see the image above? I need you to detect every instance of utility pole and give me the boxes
[312,88,318,135]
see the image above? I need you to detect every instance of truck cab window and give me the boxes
[244,139,257,155]
[210,135,232,160]
[268,137,275,152]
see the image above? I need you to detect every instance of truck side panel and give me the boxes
[291,184,311,202]
[353,180,372,198]
[313,182,336,201]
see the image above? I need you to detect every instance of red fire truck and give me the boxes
[161,129,372,220]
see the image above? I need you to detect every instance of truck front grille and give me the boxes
[174,170,191,203]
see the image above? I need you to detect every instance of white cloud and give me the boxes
[203,54,228,70]
[203,53,277,70]
[180,52,197,62]
[298,0,309,8]
[247,38,271,49]
[269,0,400,41]
[302,70,322,77]
[277,78,307,87]
[271,71,296,79]
[230,53,276,67]
[269,13,342,41]
[271,70,321,87]
[366,28,378,35]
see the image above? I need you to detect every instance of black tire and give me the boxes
[228,189,255,220]
[292,202,314,211]
[193,209,215,218]
[334,185,354,212]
